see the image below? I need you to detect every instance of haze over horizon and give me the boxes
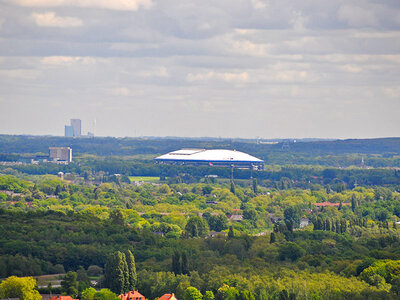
[1,0,399,139]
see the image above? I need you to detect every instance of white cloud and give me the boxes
[186,71,249,83]
[250,0,266,10]
[338,3,379,27]
[109,87,131,96]
[340,64,362,73]
[139,66,169,78]
[230,39,269,57]
[41,56,96,65]
[12,0,152,11]
[32,12,83,27]
[383,87,400,98]
[0,69,40,79]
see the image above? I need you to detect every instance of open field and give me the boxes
[129,176,160,182]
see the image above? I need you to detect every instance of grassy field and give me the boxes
[129,176,160,182]
[33,274,64,288]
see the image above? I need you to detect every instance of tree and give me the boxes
[243,208,257,225]
[88,265,103,276]
[93,289,120,300]
[104,251,128,294]
[202,185,213,195]
[252,178,258,194]
[270,232,276,243]
[203,291,215,300]
[351,195,358,212]
[283,206,301,228]
[82,287,97,300]
[391,276,400,296]
[172,251,181,275]
[217,284,239,300]
[0,276,41,300]
[181,252,189,275]
[228,226,234,238]
[230,180,235,194]
[278,242,305,262]
[238,289,255,300]
[124,250,137,291]
[77,266,90,293]
[208,214,228,232]
[109,209,125,226]
[184,287,203,300]
[61,271,78,297]
[185,216,209,237]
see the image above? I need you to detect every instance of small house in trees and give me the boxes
[158,293,178,300]
[119,290,145,300]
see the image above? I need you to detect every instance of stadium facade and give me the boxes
[154,149,264,170]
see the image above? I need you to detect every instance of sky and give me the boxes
[0,0,399,139]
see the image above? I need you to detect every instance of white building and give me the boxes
[154,149,263,169]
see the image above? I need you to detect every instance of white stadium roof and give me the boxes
[155,149,263,162]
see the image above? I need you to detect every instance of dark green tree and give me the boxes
[208,215,228,232]
[61,271,78,297]
[238,289,255,300]
[172,251,181,275]
[270,232,276,243]
[104,251,128,294]
[278,242,305,262]
[284,206,301,228]
[181,252,189,275]
[228,226,234,238]
[109,209,125,226]
[351,195,358,212]
[77,266,90,293]
[252,178,258,194]
[185,216,209,237]
[243,208,257,226]
[230,180,235,194]
[124,250,136,291]
[390,277,400,296]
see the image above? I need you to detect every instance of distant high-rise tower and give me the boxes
[70,119,81,137]
[65,125,74,137]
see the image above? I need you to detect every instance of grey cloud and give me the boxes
[0,0,399,138]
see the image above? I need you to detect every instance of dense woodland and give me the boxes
[1,135,400,299]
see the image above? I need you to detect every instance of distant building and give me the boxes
[155,149,264,170]
[119,290,145,300]
[300,218,310,228]
[227,214,243,221]
[70,119,81,137]
[65,125,74,137]
[49,147,72,163]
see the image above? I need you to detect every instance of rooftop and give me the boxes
[155,149,263,163]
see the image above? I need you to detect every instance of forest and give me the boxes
[1,135,400,299]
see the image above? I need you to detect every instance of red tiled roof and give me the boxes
[159,294,174,300]
[49,296,78,300]
[119,290,145,300]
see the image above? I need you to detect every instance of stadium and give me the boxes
[154,149,264,170]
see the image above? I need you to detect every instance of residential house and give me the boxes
[158,293,178,300]
[119,290,145,300]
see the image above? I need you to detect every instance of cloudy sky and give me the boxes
[0,0,399,139]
